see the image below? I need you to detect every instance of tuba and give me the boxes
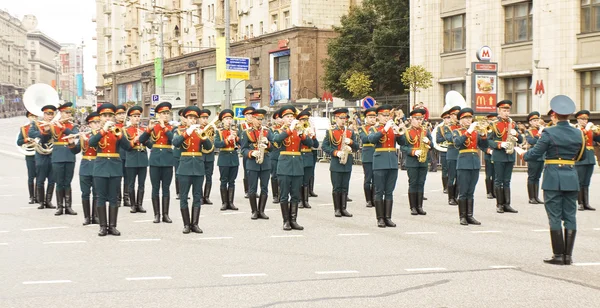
[417,129,431,163]
[15,130,36,156]
[23,83,60,117]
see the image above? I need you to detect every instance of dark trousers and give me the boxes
[249,170,270,196]
[204,161,214,185]
[447,159,457,186]
[118,159,128,196]
[94,176,121,207]
[52,162,75,191]
[80,175,95,200]
[179,175,204,209]
[36,155,54,188]
[527,161,544,184]
[576,164,594,187]
[484,159,495,182]
[26,156,36,185]
[407,167,428,193]
[126,167,147,192]
[363,162,373,191]
[219,166,239,189]
[440,153,448,178]
[270,159,279,183]
[330,171,351,193]
[242,156,248,179]
[457,169,479,200]
[493,161,514,188]
[149,166,173,198]
[544,190,578,230]
[174,158,180,178]
[373,169,398,201]
[279,175,302,203]
[303,165,314,186]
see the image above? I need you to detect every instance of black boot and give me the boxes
[152,197,160,223]
[485,180,494,199]
[243,178,249,198]
[130,187,138,213]
[258,194,269,219]
[181,208,191,234]
[409,192,418,215]
[271,179,279,204]
[54,189,64,216]
[543,229,565,265]
[340,193,352,217]
[249,193,259,220]
[203,182,213,205]
[383,200,396,227]
[190,207,203,233]
[503,188,518,213]
[289,202,304,230]
[447,184,457,205]
[45,183,56,208]
[563,229,577,265]
[416,192,427,215]
[375,200,386,228]
[123,182,131,207]
[36,186,45,209]
[442,176,448,194]
[466,199,481,225]
[578,188,585,211]
[582,187,596,211]
[64,188,77,215]
[175,177,180,200]
[82,199,91,226]
[220,187,228,211]
[303,186,312,209]
[162,196,172,223]
[333,192,342,217]
[458,199,468,225]
[527,183,537,204]
[28,182,35,204]
[136,189,146,213]
[309,176,318,197]
[364,186,373,208]
[495,187,504,213]
[91,197,99,224]
[298,186,305,209]
[98,206,108,236]
[533,183,544,204]
[227,187,238,210]
[108,206,121,236]
[280,201,292,231]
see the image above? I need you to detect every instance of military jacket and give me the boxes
[28,121,53,159]
[17,124,35,160]
[575,127,600,166]
[321,126,359,172]
[200,124,216,162]
[444,124,461,160]
[172,128,212,176]
[359,124,376,163]
[70,133,97,176]
[367,125,401,170]
[269,125,282,161]
[434,124,449,154]
[139,123,175,167]
[172,125,185,160]
[301,136,318,168]
[50,122,78,163]
[452,127,488,170]
[487,119,524,163]
[115,121,127,160]
[241,127,273,171]
[214,127,240,167]
[524,128,545,162]
[273,128,312,176]
[523,122,587,191]
[399,127,432,168]
[122,124,150,168]
[89,129,125,177]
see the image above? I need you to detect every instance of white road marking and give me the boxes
[192,237,233,240]
[20,206,38,209]
[0,230,9,233]
[22,226,69,232]
[126,276,172,281]
[222,273,267,278]
[405,232,438,235]
[0,194,14,197]
[264,209,278,212]
[270,235,304,238]
[22,280,72,285]
[404,267,447,272]
[222,212,246,215]
[337,233,369,237]
[471,230,502,234]
[43,241,86,245]
[0,243,8,245]
[489,265,517,269]
[573,262,600,266]
[318,203,333,206]
[531,229,547,232]
[593,228,600,231]
[119,239,161,242]
[133,220,154,223]
[315,270,359,275]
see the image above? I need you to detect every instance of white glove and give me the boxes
[422,136,430,144]
[384,120,393,132]
[510,129,517,136]
[501,142,510,149]
[586,122,594,130]
[103,121,112,131]
[414,150,422,157]
[538,126,544,134]
[251,151,260,158]
[467,122,478,134]
[258,143,268,149]
[290,120,299,130]
[488,150,493,155]
[514,147,526,155]
[336,151,344,158]
[344,137,352,145]
[186,125,198,135]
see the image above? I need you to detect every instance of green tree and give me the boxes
[344,71,373,98]
[401,65,433,107]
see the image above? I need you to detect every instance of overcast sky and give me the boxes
[5,0,97,90]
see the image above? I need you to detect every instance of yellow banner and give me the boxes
[216,37,226,81]
[225,71,250,80]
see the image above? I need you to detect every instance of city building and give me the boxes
[94,0,363,116]
[58,43,85,104]
[410,0,600,118]
[26,30,61,87]
[0,9,29,108]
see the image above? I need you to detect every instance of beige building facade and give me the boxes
[0,9,29,105]
[410,0,600,118]
[26,31,61,87]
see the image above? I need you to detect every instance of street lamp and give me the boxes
[227,81,254,108]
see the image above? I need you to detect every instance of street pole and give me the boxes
[224,0,231,109]
[159,12,166,95]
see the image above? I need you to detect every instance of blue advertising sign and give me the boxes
[149,107,155,117]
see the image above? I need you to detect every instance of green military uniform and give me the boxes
[121,106,149,214]
[433,119,449,194]
[114,105,130,207]
[269,110,282,204]
[359,108,377,208]
[297,109,319,209]
[321,108,360,218]
[574,110,600,211]
[483,113,498,199]
[487,100,523,214]
[173,109,185,200]
[49,102,78,215]
[214,109,240,211]
[28,105,56,209]
[522,95,586,265]
[199,109,215,205]
[239,106,255,198]
[524,111,545,204]
[443,106,462,205]
[17,113,37,204]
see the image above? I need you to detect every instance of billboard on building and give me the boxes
[76,74,83,97]
[272,80,291,101]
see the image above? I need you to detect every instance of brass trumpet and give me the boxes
[474,116,490,135]
[104,121,122,137]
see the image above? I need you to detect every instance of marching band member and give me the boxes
[269,109,283,204]
[174,109,186,200]
[298,108,318,209]
[574,110,600,211]
[359,107,377,208]
[89,103,126,236]
[240,109,273,219]
[322,108,359,218]
[443,106,461,205]
[114,105,130,207]
[214,109,240,211]
[488,100,523,214]
[172,106,212,234]
[50,102,78,216]
[524,112,545,204]
[69,112,100,225]
[199,109,215,205]
[122,106,149,213]
[139,102,175,223]
[399,109,431,216]
[17,111,38,204]
[452,108,487,225]
[28,105,57,209]
[273,105,312,230]
[483,113,498,199]
[239,106,255,199]
[367,105,403,227]
[433,109,451,194]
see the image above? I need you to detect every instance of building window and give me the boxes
[581,70,600,110]
[505,2,533,43]
[443,82,466,98]
[190,73,196,85]
[582,0,600,33]
[274,55,290,81]
[271,14,278,32]
[284,11,290,29]
[443,14,465,52]
[504,77,531,114]
[259,21,264,35]
[250,24,254,37]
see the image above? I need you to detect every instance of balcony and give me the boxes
[125,19,139,31]
[103,28,112,37]
[195,23,203,38]
[103,4,112,14]
[125,46,139,55]
[191,0,202,5]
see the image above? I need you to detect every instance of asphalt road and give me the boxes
[1,116,599,308]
